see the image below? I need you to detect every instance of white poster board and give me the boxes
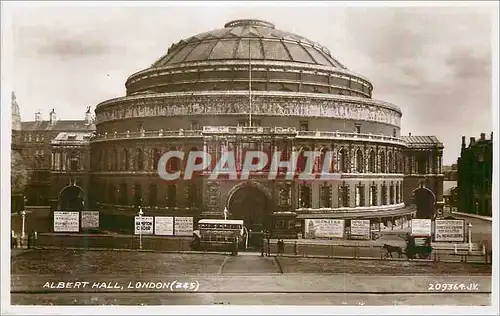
[134,216,154,235]
[350,220,371,240]
[155,216,174,236]
[174,217,194,236]
[304,219,345,238]
[435,219,465,242]
[54,211,80,232]
[411,219,432,236]
[81,211,99,228]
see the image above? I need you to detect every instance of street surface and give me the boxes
[11,249,491,305]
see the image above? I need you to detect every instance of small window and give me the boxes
[355,124,361,134]
[299,121,309,131]
[190,120,199,130]
[393,129,397,137]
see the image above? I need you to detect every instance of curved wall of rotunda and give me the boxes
[90,19,414,236]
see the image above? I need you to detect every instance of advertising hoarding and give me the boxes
[411,219,432,236]
[304,219,345,238]
[134,216,154,235]
[81,211,99,228]
[174,217,194,236]
[154,216,174,236]
[350,219,371,240]
[53,211,80,232]
[434,219,465,242]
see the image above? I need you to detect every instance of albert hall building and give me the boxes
[13,19,444,237]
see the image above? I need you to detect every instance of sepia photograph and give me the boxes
[1,1,498,314]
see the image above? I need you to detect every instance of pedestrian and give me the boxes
[266,231,271,256]
[260,230,265,257]
[294,240,298,256]
[11,231,17,249]
[276,239,281,255]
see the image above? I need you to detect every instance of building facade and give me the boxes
[457,133,493,216]
[12,19,445,237]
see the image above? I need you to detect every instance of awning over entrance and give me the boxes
[296,205,416,219]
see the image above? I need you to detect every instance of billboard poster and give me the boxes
[155,216,174,236]
[53,211,80,232]
[411,219,432,236]
[174,217,194,236]
[81,211,99,228]
[134,216,154,235]
[435,219,465,242]
[350,219,371,240]
[304,219,345,238]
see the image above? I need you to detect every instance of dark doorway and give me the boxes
[229,186,268,227]
[59,186,85,211]
[228,185,269,249]
[413,187,436,219]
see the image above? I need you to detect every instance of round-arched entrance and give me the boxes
[58,185,85,211]
[226,182,271,231]
[411,187,436,219]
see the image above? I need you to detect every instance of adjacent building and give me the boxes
[457,133,493,216]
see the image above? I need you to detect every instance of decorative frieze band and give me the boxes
[96,93,402,127]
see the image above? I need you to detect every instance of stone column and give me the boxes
[62,150,67,171]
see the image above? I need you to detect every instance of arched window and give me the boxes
[417,154,427,174]
[296,147,309,173]
[368,150,376,173]
[112,148,118,171]
[122,148,129,171]
[338,148,348,173]
[319,147,332,173]
[390,183,395,204]
[388,152,393,173]
[136,148,144,171]
[168,147,180,172]
[70,151,80,171]
[380,151,386,173]
[394,154,399,173]
[355,149,363,173]
[152,148,161,171]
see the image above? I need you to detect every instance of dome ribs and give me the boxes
[206,38,222,61]
[280,39,294,61]
[149,20,350,69]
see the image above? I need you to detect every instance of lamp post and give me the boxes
[468,222,472,251]
[138,208,144,250]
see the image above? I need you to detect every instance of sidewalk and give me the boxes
[452,212,492,222]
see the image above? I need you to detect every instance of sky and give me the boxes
[4,2,497,165]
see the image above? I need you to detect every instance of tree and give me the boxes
[11,149,31,194]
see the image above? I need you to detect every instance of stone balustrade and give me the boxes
[91,126,408,146]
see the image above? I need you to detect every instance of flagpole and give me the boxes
[248,39,252,128]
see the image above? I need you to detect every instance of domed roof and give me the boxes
[152,19,348,69]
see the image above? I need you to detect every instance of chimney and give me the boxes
[469,137,476,146]
[461,136,466,151]
[85,106,92,125]
[480,133,485,141]
[35,110,41,122]
[49,109,56,125]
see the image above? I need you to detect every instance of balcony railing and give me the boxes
[91,126,408,146]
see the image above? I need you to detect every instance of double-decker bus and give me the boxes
[191,219,248,252]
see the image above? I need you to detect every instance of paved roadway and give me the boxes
[10,249,492,306]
